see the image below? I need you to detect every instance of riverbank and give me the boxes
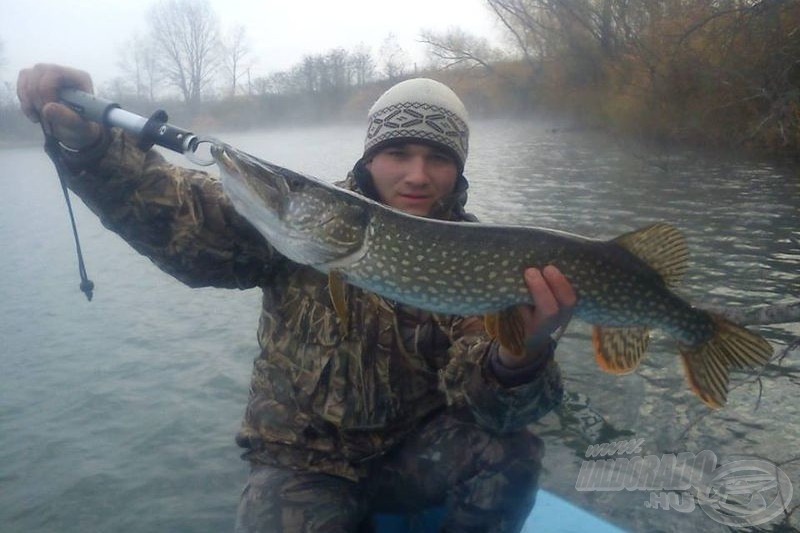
[2,70,798,167]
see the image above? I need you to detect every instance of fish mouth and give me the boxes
[212,144,249,186]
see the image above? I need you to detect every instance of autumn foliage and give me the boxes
[2,1,798,160]
[446,0,800,157]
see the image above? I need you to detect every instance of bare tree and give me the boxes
[140,42,160,102]
[147,0,221,106]
[0,81,16,107]
[486,0,555,77]
[222,24,250,97]
[118,34,160,102]
[325,48,350,92]
[293,49,354,95]
[349,43,375,86]
[482,0,649,85]
[100,76,136,102]
[263,71,300,95]
[298,55,319,93]
[380,34,409,80]
[420,27,502,72]
[249,75,270,97]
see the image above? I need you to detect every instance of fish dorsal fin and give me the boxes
[612,223,689,287]
[484,308,526,357]
[592,326,650,374]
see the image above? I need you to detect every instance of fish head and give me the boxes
[213,143,288,222]
[213,143,368,268]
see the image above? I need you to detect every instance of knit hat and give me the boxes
[363,78,470,171]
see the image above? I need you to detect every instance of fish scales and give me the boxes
[213,143,773,408]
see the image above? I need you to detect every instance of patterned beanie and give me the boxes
[363,78,470,171]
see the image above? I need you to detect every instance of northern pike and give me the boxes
[212,143,773,408]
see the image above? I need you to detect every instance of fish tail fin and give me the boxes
[592,326,650,374]
[612,223,689,286]
[679,313,773,408]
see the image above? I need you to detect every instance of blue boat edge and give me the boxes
[372,489,626,532]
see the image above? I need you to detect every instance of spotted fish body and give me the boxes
[347,211,717,344]
[213,143,773,408]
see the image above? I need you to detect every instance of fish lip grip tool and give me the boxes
[59,88,214,165]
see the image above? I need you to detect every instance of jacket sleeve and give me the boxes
[59,128,281,289]
[438,315,564,433]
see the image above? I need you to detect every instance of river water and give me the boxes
[1,119,798,532]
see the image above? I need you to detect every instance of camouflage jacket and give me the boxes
[63,129,564,481]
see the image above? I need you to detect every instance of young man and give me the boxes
[18,65,576,532]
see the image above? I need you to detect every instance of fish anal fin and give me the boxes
[328,271,349,338]
[678,312,773,409]
[592,326,650,375]
[484,308,527,357]
[612,223,689,287]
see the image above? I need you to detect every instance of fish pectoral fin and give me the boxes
[592,326,650,374]
[328,271,349,338]
[612,223,689,287]
[484,313,499,340]
[679,313,773,409]
[485,308,527,358]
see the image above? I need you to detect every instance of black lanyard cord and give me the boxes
[41,126,95,301]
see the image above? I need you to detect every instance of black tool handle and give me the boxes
[59,88,119,124]
[58,89,198,154]
[138,109,199,153]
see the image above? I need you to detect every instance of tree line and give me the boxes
[1,0,799,159]
[0,0,416,139]
[424,0,800,157]
[109,0,414,107]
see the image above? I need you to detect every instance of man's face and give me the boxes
[365,143,459,217]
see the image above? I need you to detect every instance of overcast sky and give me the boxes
[1,0,503,87]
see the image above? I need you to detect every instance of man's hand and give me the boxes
[17,64,102,150]
[497,265,576,368]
